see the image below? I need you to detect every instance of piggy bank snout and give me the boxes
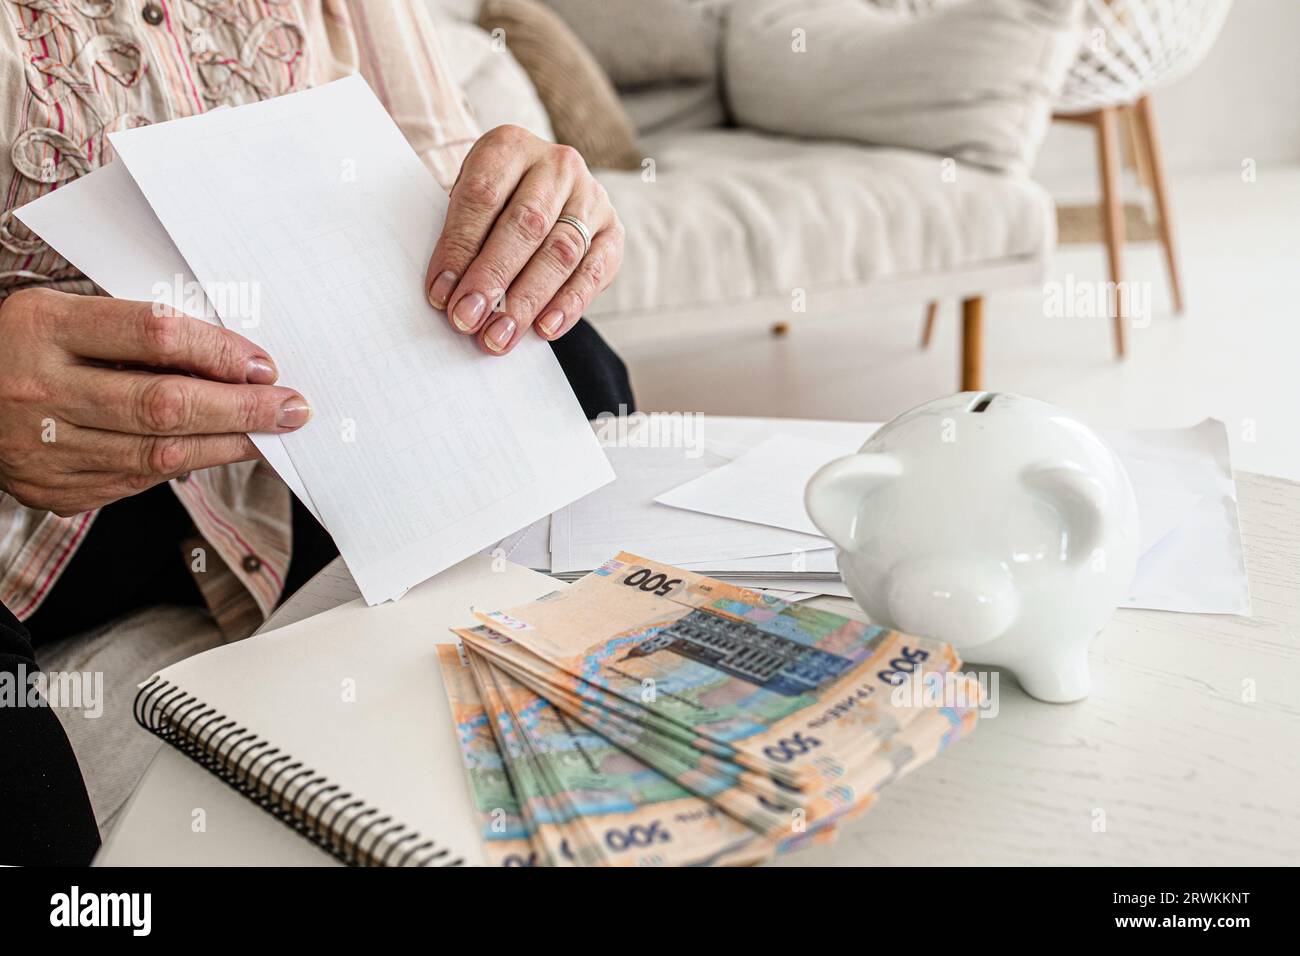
[886,556,1019,649]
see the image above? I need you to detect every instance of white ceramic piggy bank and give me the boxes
[804,392,1138,702]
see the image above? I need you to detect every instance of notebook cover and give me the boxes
[135,555,561,865]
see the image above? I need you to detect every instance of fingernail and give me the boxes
[246,357,277,384]
[484,315,517,353]
[429,271,457,310]
[277,396,312,429]
[451,292,487,332]
[537,309,564,337]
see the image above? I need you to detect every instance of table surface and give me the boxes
[97,471,1300,866]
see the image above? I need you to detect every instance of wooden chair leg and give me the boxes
[1095,106,1127,358]
[1122,107,1152,191]
[920,300,939,348]
[1133,94,1184,314]
[960,296,983,391]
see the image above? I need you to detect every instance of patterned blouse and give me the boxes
[0,0,480,636]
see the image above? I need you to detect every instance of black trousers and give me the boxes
[0,319,633,866]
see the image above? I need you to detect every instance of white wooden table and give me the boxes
[97,471,1300,866]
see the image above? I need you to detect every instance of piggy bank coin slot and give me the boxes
[968,392,997,414]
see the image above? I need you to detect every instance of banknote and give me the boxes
[475,630,982,843]
[461,553,963,788]
[461,619,954,804]
[460,640,779,867]
[463,646,596,866]
[440,638,865,866]
[469,632,804,835]
[468,646,770,866]
[435,645,537,867]
[441,642,782,866]
[438,555,981,865]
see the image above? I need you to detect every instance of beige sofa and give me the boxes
[434,0,1055,389]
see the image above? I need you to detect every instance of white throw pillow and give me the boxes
[724,0,1083,175]
[435,16,556,142]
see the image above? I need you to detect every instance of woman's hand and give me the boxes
[425,125,625,355]
[0,289,310,517]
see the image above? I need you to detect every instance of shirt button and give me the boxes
[241,555,262,574]
[142,3,164,26]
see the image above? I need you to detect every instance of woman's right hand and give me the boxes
[0,288,310,517]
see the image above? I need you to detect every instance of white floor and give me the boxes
[608,167,1300,482]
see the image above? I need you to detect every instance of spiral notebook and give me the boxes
[133,555,559,866]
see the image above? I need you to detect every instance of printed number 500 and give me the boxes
[878,646,930,686]
[623,568,683,597]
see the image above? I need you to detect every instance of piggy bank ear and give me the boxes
[804,453,902,551]
[1020,461,1106,565]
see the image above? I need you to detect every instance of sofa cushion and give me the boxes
[434,15,555,142]
[621,81,727,137]
[590,128,1052,321]
[724,0,1083,175]
[542,0,720,89]
[477,0,642,170]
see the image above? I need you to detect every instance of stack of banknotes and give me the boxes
[436,553,982,866]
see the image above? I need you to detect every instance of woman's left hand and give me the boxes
[425,125,625,355]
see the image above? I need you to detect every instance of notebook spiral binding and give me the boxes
[133,675,463,867]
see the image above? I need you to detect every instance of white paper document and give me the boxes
[1104,420,1250,614]
[105,76,612,604]
[655,434,842,537]
[550,444,828,573]
[14,161,320,521]
[679,550,838,574]
[727,578,852,598]
[698,416,879,461]
[486,516,551,571]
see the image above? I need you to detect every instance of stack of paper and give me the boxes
[485,415,1249,614]
[17,77,613,606]
[548,444,835,593]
